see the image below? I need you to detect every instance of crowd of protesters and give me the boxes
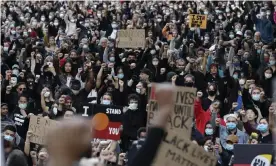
[1,1,276,166]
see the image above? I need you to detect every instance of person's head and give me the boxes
[248,83,256,94]
[70,79,81,95]
[207,83,217,97]
[116,67,124,79]
[136,81,147,95]
[64,109,75,120]
[10,75,18,87]
[245,108,258,122]
[210,64,218,75]
[63,61,73,73]
[42,87,52,98]
[101,92,113,105]
[152,57,159,66]
[248,132,259,144]
[16,82,26,95]
[69,50,78,61]
[257,118,269,133]
[251,87,261,101]
[26,74,35,87]
[224,114,238,131]
[99,37,108,48]
[1,103,9,116]
[203,138,214,152]
[3,125,16,143]
[269,54,275,66]
[184,74,195,87]
[176,58,185,70]
[211,100,221,113]
[204,122,213,136]
[137,127,147,139]
[37,146,49,162]
[64,96,72,109]
[254,32,261,41]
[128,94,139,110]
[139,68,151,82]
[18,95,28,110]
[225,135,238,151]
[264,67,273,79]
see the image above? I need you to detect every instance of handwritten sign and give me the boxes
[147,84,196,136]
[154,130,217,166]
[28,116,58,145]
[118,29,145,48]
[189,14,207,29]
[81,104,123,140]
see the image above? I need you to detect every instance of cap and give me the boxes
[226,135,238,143]
[12,64,19,69]
[236,31,243,36]
[224,113,238,122]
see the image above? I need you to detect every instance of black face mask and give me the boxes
[208,90,216,96]
[27,81,34,87]
[184,82,194,87]
[44,71,53,77]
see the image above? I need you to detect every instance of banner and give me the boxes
[147,84,196,136]
[118,29,145,48]
[153,130,217,166]
[234,144,274,166]
[81,104,123,140]
[189,14,207,29]
[28,116,58,145]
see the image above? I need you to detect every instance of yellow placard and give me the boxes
[189,14,207,29]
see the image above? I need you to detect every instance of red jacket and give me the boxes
[194,99,226,135]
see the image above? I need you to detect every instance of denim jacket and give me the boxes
[219,125,249,149]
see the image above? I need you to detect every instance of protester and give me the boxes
[1,1,276,166]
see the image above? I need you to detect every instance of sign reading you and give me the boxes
[147,84,196,136]
[153,130,217,166]
[189,14,207,29]
[81,104,123,140]
[118,29,145,48]
[28,116,58,145]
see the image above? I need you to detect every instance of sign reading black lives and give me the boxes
[81,104,123,140]
[147,85,196,136]
[153,130,217,166]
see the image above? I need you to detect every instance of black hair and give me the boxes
[128,93,140,104]
[18,94,29,101]
[37,145,47,154]
[4,125,17,133]
[62,60,74,75]
[137,127,146,138]
[245,106,259,121]
[139,81,148,89]
[258,117,268,123]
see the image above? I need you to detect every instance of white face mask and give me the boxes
[152,61,159,66]
[41,17,45,21]
[12,69,19,76]
[264,73,272,79]
[44,91,50,97]
[10,78,17,86]
[102,99,111,105]
[52,107,58,115]
[72,90,80,95]
[239,79,245,85]
[19,103,27,109]
[136,88,141,94]
[11,30,16,34]
[128,103,138,110]
[229,34,235,39]
[157,18,162,22]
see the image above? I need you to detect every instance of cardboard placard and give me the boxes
[118,29,145,48]
[153,130,217,166]
[147,84,196,136]
[28,116,58,145]
[189,14,207,29]
[81,104,123,140]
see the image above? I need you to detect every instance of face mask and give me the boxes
[11,30,16,34]
[60,13,64,18]
[136,88,141,94]
[226,8,230,12]
[252,94,260,101]
[226,122,237,130]
[118,73,124,79]
[102,100,111,105]
[204,37,210,40]
[129,103,138,110]
[4,135,14,142]
[52,107,58,115]
[257,124,268,133]
[23,32,28,36]
[208,90,216,96]
[225,144,234,151]
[204,11,208,15]
[204,145,209,152]
[152,61,159,66]
[257,49,262,54]
[19,103,27,109]
[4,47,9,52]
[111,23,118,29]
[41,17,45,21]
[54,22,59,26]
[109,57,115,62]
[269,60,275,66]
[239,79,245,85]
[229,34,235,39]
[44,91,50,97]
[205,128,213,135]
[84,23,89,27]
[72,90,80,95]
[150,50,156,55]
[157,18,162,22]
[218,16,223,20]
[233,74,238,80]
[265,73,272,79]
[12,69,19,76]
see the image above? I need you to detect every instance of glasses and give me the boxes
[19,88,26,91]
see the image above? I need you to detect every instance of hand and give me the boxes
[214,144,222,153]
[6,85,12,91]
[59,97,65,104]
[240,109,246,117]
[232,102,238,109]
[171,75,178,83]
[28,113,34,118]
[30,151,37,158]
[26,131,33,139]
[108,63,114,68]
[119,80,124,87]
[226,61,232,67]
[101,63,106,69]
[118,153,126,161]
[46,117,92,166]
[21,48,26,53]
[260,91,265,101]
[215,118,221,126]
[5,70,12,80]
